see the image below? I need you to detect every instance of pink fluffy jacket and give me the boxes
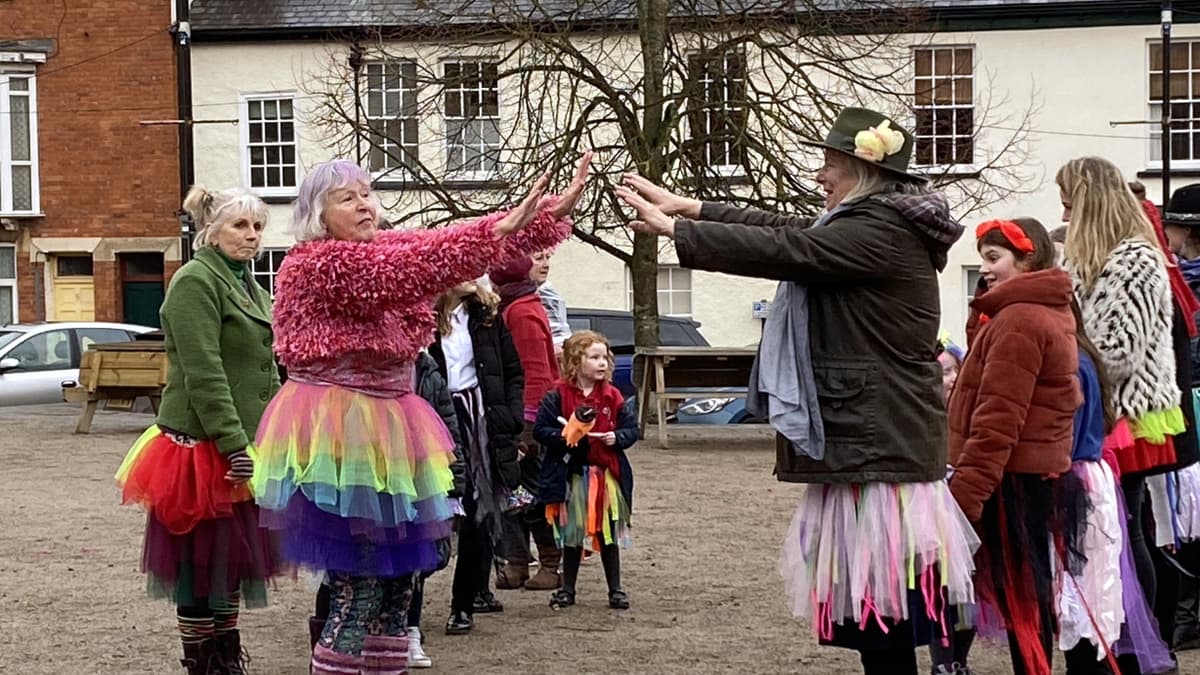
[272,197,571,369]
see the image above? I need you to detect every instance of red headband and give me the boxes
[976,219,1035,254]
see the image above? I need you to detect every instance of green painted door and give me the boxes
[123,282,163,328]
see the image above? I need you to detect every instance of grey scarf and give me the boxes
[746,205,848,459]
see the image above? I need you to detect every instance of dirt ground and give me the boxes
[2,404,1197,674]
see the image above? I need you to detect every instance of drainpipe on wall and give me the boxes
[349,42,365,168]
[1162,0,1174,207]
[172,0,195,263]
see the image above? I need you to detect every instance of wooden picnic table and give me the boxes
[62,340,166,433]
[633,346,758,448]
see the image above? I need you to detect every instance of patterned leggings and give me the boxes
[318,572,414,655]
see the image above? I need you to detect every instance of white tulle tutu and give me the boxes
[1055,460,1124,656]
[1176,462,1200,541]
[778,480,980,640]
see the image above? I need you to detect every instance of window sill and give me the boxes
[682,173,754,188]
[912,164,980,179]
[1136,168,1200,178]
[0,212,44,220]
[260,195,296,205]
[373,178,510,192]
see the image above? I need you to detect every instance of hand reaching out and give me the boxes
[494,173,550,237]
[550,151,593,219]
[621,173,701,218]
[615,185,676,238]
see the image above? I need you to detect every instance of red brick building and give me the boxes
[0,0,182,327]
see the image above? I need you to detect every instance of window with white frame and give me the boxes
[251,248,288,298]
[914,46,975,168]
[242,95,298,195]
[1,70,39,214]
[443,61,501,178]
[627,265,693,317]
[1149,40,1200,166]
[0,244,16,325]
[686,50,747,175]
[365,61,420,176]
[965,266,981,310]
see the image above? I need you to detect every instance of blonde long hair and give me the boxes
[435,283,501,335]
[1057,156,1161,291]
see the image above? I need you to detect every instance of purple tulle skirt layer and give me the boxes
[141,500,277,607]
[1112,486,1175,674]
[259,493,453,576]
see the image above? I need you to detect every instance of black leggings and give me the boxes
[450,493,494,613]
[860,644,918,675]
[561,544,621,595]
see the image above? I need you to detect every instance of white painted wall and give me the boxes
[191,22,1200,347]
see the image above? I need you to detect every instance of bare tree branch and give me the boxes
[299,0,1037,347]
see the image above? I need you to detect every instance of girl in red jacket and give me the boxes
[947,217,1081,675]
[534,330,640,610]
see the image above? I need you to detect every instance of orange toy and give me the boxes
[561,405,597,446]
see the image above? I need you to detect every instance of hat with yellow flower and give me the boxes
[802,107,925,183]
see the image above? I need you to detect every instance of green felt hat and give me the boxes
[802,107,925,183]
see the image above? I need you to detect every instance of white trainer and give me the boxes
[407,627,432,668]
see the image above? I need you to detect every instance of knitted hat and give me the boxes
[490,255,533,286]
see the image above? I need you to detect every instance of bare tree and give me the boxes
[303,0,1037,349]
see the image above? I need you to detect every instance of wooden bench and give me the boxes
[634,346,758,448]
[62,340,167,433]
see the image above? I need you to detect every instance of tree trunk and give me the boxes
[632,0,667,352]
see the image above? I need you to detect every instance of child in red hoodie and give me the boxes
[535,330,640,610]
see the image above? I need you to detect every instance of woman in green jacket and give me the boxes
[116,185,280,675]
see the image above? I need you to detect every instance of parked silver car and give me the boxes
[0,322,157,406]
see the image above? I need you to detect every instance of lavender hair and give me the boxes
[289,159,384,242]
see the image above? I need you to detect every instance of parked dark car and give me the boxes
[565,308,708,398]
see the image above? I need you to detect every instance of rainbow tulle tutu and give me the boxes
[778,480,979,641]
[252,380,457,576]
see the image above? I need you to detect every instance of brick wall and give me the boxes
[1,0,180,321]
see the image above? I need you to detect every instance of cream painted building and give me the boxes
[188,0,1198,348]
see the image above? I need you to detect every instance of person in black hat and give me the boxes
[1161,183,1200,652]
[615,107,976,675]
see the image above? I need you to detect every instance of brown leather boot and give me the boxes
[524,543,562,590]
[493,563,529,589]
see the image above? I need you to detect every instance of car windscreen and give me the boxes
[0,330,24,352]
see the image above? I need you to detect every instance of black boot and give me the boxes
[180,638,217,675]
[214,630,248,675]
[308,615,325,652]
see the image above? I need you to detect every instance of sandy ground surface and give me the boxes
[1,403,1196,674]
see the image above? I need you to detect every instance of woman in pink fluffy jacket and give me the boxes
[251,154,590,674]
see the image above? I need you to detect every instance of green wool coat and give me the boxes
[155,246,280,453]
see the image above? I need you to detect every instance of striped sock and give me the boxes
[312,644,362,674]
[178,613,215,646]
[213,591,241,635]
[362,635,408,674]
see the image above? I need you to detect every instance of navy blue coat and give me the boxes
[534,389,639,508]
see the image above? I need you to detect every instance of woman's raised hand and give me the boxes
[621,173,701,219]
[494,173,550,236]
[615,185,676,239]
[550,151,593,219]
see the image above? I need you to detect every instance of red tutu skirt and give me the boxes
[1103,419,1176,477]
[116,427,277,606]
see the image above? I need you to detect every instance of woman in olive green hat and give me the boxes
[116,185,280,674]
[617,107,978,674]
